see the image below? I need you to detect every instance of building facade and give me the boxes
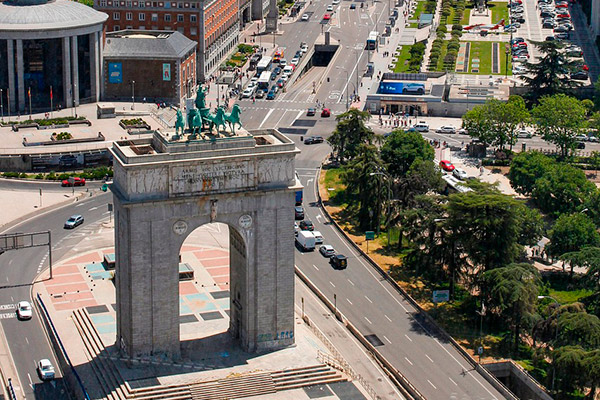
[94,0,251,82]
[0,0,107,114]
[103,30,196,104]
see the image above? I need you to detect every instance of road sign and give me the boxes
[365,231,375,240]
[433,289,450,303]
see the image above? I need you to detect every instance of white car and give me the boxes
[241,87,255,98]
[588,136,599,143]
[512,54,529,62]
[291,57,299,65]
[300,44,308,53]
[319,244,336,257]
[453,168,468,180]
[436,125,456,134]
[516,129,532,138]
[413,121,429,132]
[38,359,55,380]
[512,65,527,74]
[313,231,324,244]
[301,13,309,21]
[16,301,32,320]
[327,4,333,11]
[332,0,340,4]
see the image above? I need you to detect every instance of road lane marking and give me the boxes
[259,109,274,128]
[347,279,354,286]
[428,380,437,389]
[384,314,392,322]
[347,298,353,305]
[28,373,33,388]
[0,313,16,319]
[0,304,16,310]
[313,264,319,271]
[330,281,335,287]
[25,337,29,345]
[404,357,413,366]
[88,206,99,211]
[364,295,372,303]
[384,335,391,344]
[364,317,372,324]
[426,354,434,363]
[404,334,413,342]
[75,202,86,207]
[449,377,458,386]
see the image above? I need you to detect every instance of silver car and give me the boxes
[64,214,84,229]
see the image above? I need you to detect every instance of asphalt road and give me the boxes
[0,191,111,399]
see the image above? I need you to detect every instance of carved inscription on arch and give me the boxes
[169,161,255,196]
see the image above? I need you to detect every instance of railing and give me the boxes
[6,378,17,400]
[36,293,91,400]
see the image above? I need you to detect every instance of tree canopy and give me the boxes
[381,130,435,178]
[507,151,554,195]
[328,108,374,163]
[547,213,600,259]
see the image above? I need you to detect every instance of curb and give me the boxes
[0,317,23,399]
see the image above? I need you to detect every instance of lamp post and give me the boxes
[0,89,3,123]
[337,67,350,110]
[369,171,392,244]
[131,80,135,110]
[538,295,560,394]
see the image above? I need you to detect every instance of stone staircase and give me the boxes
[272,364,346,391]
[72,308,347,400]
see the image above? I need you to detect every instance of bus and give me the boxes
[295,172,302,205]
[257,71,271,90]
[366,31,379,50]
[256,56,272,74]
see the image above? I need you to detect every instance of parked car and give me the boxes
[295,206,304,220]
[38,359,55,380]
[313,231,324,244]
[319,245,336,257]
[350,2,356,8]
[555,32,570,39]
[323,13,331,20]
[321,108,331,117]
[413,121,429,132]
[64,214,84,229]
[554,25,570,32]
[291,57,299,66]
[512,54,529,62]
[301,13,309,21]
[542,20,557,28]
[61,177,86,187]
[505,26,518,32]
[254,89,265,99]
[436,125,456,134]
[16,301,32,320]
[273,66,282,75]
[326,4,333,11]
[307,107,316,116]
[439,160,455,172]
[304,135,324,144]
[300,43,308,53]
[330,254,348,269]
[570,70,589,80]
[512,65,527,74]
[266,91,276,100]
[510,37,525,45]
[299,220,314,231]
[453,168,468,180]
[576,141,586,149]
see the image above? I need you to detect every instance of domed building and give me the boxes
[0,0,107,114]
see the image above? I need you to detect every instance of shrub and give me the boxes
[35,174,43,180]
[57,173,70,181]
[46,171,57,180]
[55,132,73,141]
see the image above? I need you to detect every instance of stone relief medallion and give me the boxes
[173,220,188,235]
[238,214,253,229]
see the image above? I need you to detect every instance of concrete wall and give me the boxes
[485,361,553,400]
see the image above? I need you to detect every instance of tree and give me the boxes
[462,97,529,151]
[560,247,600,287]
[507,151,554,195]
[531,163,596,216]
[532,94,587,158]
[522,41,583,101]
[557,311,600,350]
[589,150,600,178]
[516,204,544,247]
[395,159,445,209]
[546,213,600,260]
[341,144,387,231]
[480,263,540,353]
[552,346,587,394]
[380,130,434,178]
[583,350,600,399]
[328,109,374,163]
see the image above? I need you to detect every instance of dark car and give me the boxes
[276,79,285,88]
[510,37,525,45]
[330,254,348,269]
[299,220,314,231]
[350,3,356,8]
[270,71,278,80]
[570,71,589,80]
[266,91,276,100]
[576,141,586,149]
[273,66,282,75]
[511,16,526,23]
[295,206,305,220]
[307,107,316,116]
[305,136,324,144]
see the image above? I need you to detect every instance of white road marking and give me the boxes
[404,334,413,342]
[28,373,33,388]
[428,380,437,389]
[329,281,335,287]
[316,215,322,222]
[75,202,86,207]
[313,264,319,271]
[364,317,372,324]
[405,357,413,366]
[347,279,354,286]
[385,314,392,322]
[364,295,372,303]
[426,354,434,363]
[88,206,99,211]
[0,313,16,319]
[449,377,458,386]
[384,335,392,344]
[347,298,353,305]
[0,304,16,311]
[259,109,274,128]
[25,337,29,345]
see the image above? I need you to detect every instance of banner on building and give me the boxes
[163,63,171,81]
[108,63,123,83]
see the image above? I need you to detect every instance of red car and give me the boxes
[557,13,570,18]
[61,177,86,187]
[321,108,331,117]
[323,13,331,20]
[556,3,568,7]
[439,160,455,172]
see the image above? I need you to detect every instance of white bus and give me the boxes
[366,31,379,50]
[256,56,272,74]
[257,71,271,90]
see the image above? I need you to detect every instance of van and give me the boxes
[413,121,429,132]
[312,231,324,244]
[296,231,316,251]
[283,65,294,75]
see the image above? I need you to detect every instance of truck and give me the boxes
[296,231,316,251]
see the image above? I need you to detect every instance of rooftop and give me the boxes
[0,0,107,32]
[104,30,197,60]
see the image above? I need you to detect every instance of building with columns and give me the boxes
[0,0,107,114]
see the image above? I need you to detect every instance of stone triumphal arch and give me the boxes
[110,130,300,359]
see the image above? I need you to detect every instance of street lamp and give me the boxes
[538,295,560,393]
[0,88,3,123]
[131,80,136,110]
[369,171,392,243]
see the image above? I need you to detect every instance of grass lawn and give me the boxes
[488,1,509,23]
[412,1,428,21]
[461,41,511,75]
[408,22,419,28]
[460,4,473,25]
[393,46,413,73]
[549,288,594,304]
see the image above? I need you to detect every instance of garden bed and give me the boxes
[119,118,150,130]
[23,132,105,147]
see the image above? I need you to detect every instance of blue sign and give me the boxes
[377,82,425,95]
[108,62,123,84]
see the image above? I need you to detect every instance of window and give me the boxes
[190,3,195,8]
[114,25,120,30]
[190,27,197,35]
[126,12,133,20]
[177,2,182,7]
[151,13,158,21]
[139,25,146,29]
[126,0,132,6]
[99,0,107,6]
[177,27,185,34]
[164,13,171,22]
[113,11,120,20]
[190,14,197,22]
[139,1,145,7]
[139,12,145,20]
[177,14,184,22]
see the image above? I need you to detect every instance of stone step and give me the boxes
[271,364,347,392]
[128,382,193,400]
[189,373,275,400]
[271,364,331,379]
[275,375,347,391]
[272,369,340,384]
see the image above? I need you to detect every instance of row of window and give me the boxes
[113,25,197,35]
[114,11,197,22]
[99,0,200,9]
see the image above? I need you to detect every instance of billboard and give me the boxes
[377,82,425,95]
[108,62,123,84]
[163,63,171,81]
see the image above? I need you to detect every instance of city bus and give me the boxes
[257,71,271,90]
[366,31,379,50]
[256,56,272,74]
